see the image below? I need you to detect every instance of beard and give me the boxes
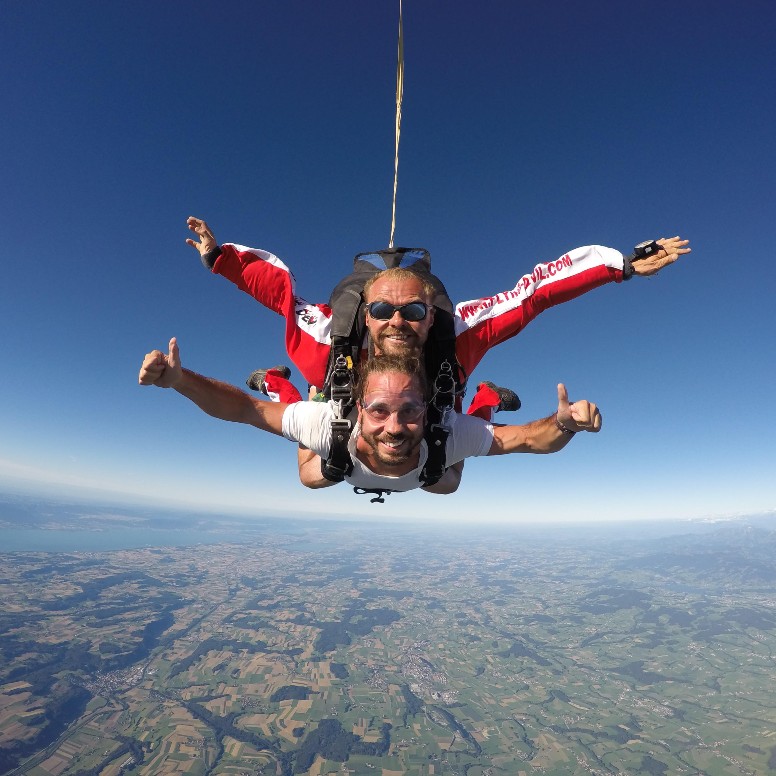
[374,326,422,357]
[359,428,423,469]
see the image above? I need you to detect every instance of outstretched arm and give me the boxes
[488,383,601,456]
[183,217,332,389]
[454,235,692,377]
[139,337,287,435]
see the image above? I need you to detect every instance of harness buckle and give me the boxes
[330,354,354,403]
[353,487,393,504]
[330,418,352,437]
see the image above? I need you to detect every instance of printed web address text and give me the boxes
[457,254,572,321]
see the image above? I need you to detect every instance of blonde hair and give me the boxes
[363,268,435,303]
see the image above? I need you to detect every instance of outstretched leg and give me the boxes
[466,381,521,422]
[246,366,303,404]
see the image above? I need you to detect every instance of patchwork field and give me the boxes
[3,520,776,774]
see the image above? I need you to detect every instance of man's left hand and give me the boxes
[557,383,602,433]
[139,337,182,388]
[185,217,218,257]
[632,236,691,276]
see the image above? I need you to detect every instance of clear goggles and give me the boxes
[359,398,426,424]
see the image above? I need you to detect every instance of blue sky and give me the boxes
[1,0,773,524]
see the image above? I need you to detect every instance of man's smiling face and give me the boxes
[356,370,426,474]
[365,275,435,357]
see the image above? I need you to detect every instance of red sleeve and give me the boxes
[212,243,333,388]
[454,245,623,375]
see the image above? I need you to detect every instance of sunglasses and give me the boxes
[359,400,426,424]
[366,301,429,322]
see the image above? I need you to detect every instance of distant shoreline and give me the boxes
[2,489,772,554]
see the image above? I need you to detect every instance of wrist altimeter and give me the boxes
[622,239,660,280]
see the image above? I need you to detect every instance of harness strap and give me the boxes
[328,352,355,405]
[420,411,450,486]
[321,418,354,483]
[419,360,456,486]
[329,287,364,341]
[321,354,357,483]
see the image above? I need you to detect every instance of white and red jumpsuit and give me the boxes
[212,242,625,417]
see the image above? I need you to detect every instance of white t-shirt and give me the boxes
[281,401,494,492]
